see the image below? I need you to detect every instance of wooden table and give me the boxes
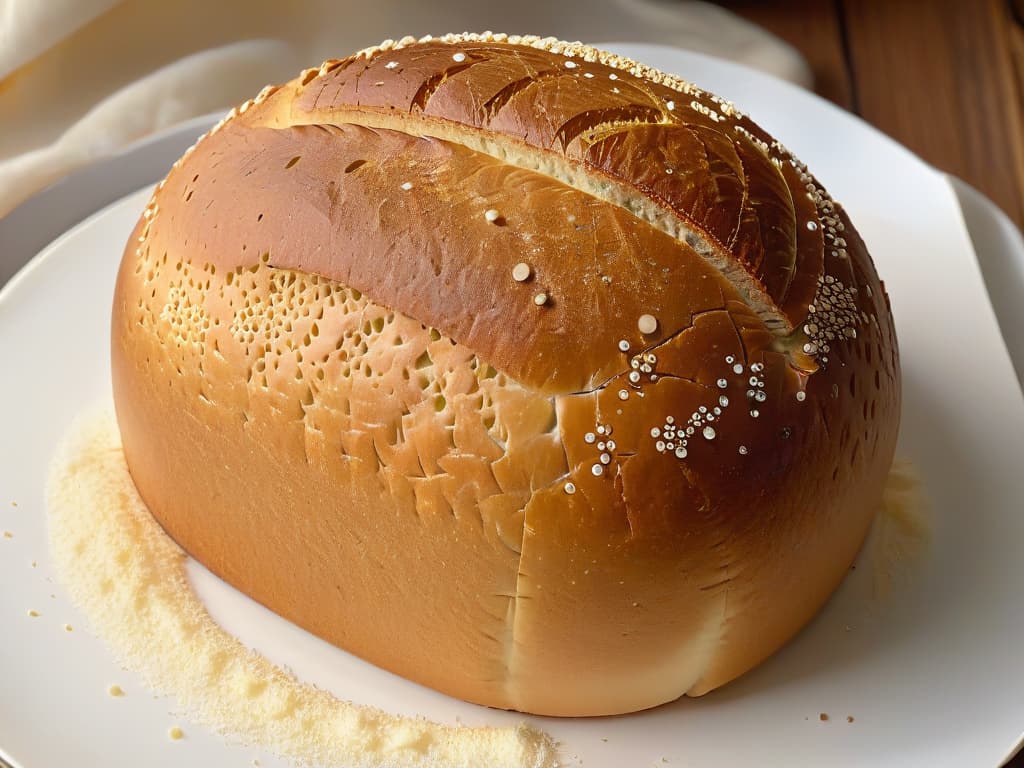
[720,0,1024,231]
[719,3,1024,764]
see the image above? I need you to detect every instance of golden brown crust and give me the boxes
[148,119,740,394]
[284,38,824,329]
[112,35,900,716]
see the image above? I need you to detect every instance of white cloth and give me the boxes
[0,0,811,218]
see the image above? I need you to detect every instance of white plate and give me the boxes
[2,43,1024,768]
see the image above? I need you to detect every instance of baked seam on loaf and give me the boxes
[112,33,900,717]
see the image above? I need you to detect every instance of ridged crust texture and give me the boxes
[111,34,900,716]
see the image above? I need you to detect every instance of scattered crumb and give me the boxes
[3,531,12,538]
[64,624,74,632]
[169,726,185,741]
[870,460,929,597]
[48,409,560,768]
[600,738,608,743]
[847,715,855,723]
[10,501,17,507]
[30,561,37,568]
[27,610,39,618]
[108,685,126,697]
[819,713,829,722]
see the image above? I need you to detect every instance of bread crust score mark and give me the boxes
[112,33,900,716]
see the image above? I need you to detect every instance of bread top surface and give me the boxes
[286,39,824,328]
[133,32,898,497]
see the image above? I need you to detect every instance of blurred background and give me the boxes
[1,0,1022,229]
[724,0,1024,231]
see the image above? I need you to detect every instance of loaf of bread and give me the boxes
[112,34,900,717]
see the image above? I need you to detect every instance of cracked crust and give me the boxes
[111,35,900,716]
